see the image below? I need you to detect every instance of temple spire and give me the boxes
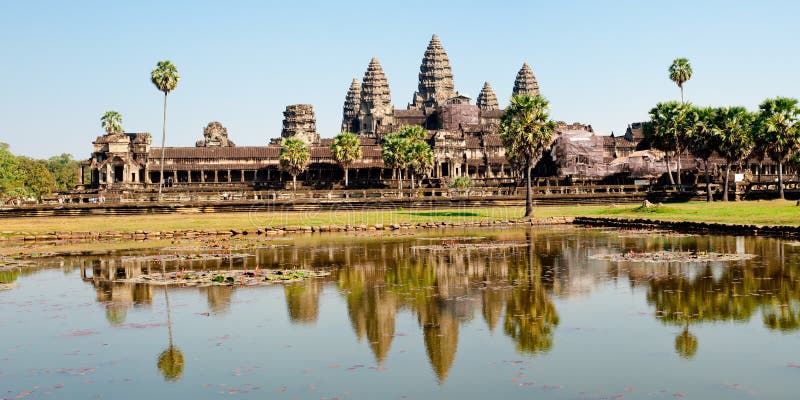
[341,78,361,132]
[360,57,392,112]
[413,34,455,109]
[357,57,394,134]
[476,81,499,111]
[512,62,540,97]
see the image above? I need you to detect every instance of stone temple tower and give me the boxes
[512,62,540,97]
[411,34,456,110]
[341,79,362,133]
[476,82,499,111]
[357,57,394,134]
[281,104,319,145]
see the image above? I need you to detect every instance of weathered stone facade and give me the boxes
[197,121,235,147]
[281,104,319,145]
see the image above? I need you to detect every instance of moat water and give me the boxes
[1,228,799,399]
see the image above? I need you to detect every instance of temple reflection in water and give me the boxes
[71,228,800,380]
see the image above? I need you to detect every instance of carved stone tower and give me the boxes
[357,57,394,134]
[196,121,235,147]
[512,62,540,97]
[341,79,362,133]
[476,82,499,111]
[281,104,319,144]
[412,34,456,110]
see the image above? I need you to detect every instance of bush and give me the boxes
[450,176,473,189]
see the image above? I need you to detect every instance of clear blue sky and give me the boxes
[1,0,798,159]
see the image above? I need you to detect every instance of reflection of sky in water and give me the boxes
[1,228,798,399]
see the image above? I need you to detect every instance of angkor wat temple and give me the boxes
[81,35,776,192]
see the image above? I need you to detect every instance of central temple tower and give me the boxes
[410,34,456,110]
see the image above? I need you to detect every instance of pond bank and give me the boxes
[0,216,574,243]
[574,216,800,238]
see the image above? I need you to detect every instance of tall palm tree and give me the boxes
[669,58,693,104]
[279,137,310,191]
[648,101,693,186]
[151,60,180,199]
[381,132,409,190]
[100,111,123,135]
[500,95,557,217]
[755,97,800,200]
[688,107,718,202]
[713,107,754,201]
[330,131,362,188]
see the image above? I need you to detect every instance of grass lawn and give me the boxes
[0,200,797,236]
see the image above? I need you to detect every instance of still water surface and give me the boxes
[1,228,799,399]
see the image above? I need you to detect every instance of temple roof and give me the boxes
[512,62,540,97]
[476,82,499,111]
[149,146,279,160]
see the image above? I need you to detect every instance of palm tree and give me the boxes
[381,132,409,190]
[407,139,434,189]
[713,107,754,201]
[648,101,693,186]
[150,60,180,199]
[755,97,800,200]
[669,58,693,104]
[279,137,310,191]
[100,111,123,135]
[500,95,557,217]
[330,131,362,188]
[688,107,718,202]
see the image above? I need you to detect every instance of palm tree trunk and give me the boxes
[398,169,402,190]
[292,175,297,191]
[665,153,675,185]
[158,93,168,200]
[680,86,684,104]
[778,161,785,200]
[411,173,415,190]
[525,163,533,218]
[723,162,731,202]
[676,152,682,186]
[344,167,349,188]
[704,159,711,202]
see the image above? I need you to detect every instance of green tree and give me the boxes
[330,131,362,188]
[688,107,718,202]
[754,97,800,200]
[151,60,180,199]
[713,107,755,201]
[100,110,123,135]
[648,101,693,186]
[381,132,410,190]
[0,143,23,197]
[407,139,433,189]
[500,95,557,217]
[45,153,80,191]
[17,157,55,199]
[669,58,693,104]
[279,137,310,191]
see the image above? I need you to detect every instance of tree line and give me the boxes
[649,58,800,201]
[0,142,83,201]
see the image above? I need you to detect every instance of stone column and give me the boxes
[214,170,219,183]
[187,170,192,183]
[241,170,245,182]
[227,169,231,183]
